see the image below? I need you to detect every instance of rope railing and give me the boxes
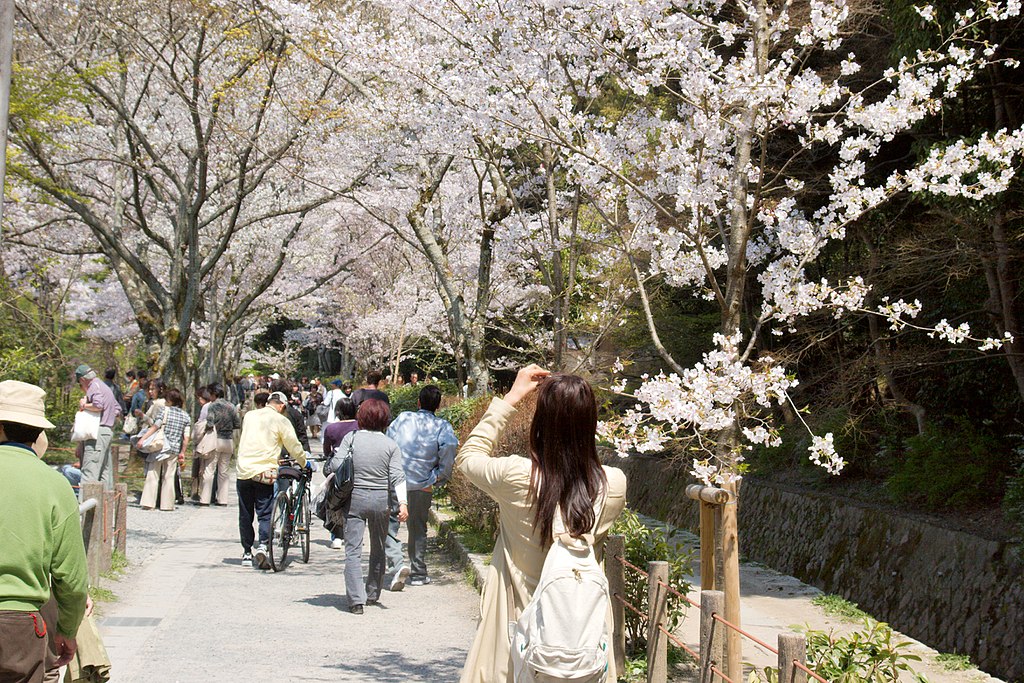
[709,664,737,683]
[657,624,700,661]
[794,659,830,683]
[615,553,649,578]
[711,611,780,655]
[605,537,831,683]
[613,592,648,620]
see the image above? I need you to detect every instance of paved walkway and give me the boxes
[98,478,480,682]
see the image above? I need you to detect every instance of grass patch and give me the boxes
[446,515,495,555]
[936,653,972,671]
[89,585,117,603]
[101,550,129,580]
[811,594,868,621]
[463,565,478,587]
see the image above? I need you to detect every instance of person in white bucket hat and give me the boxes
[0,381,88,682]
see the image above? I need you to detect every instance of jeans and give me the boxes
[344,488,389,607]
[406,489,432,579]
[237,478,275,552]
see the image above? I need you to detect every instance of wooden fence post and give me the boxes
[778,633,808,683]
[700,501,716,590]
[80,483,112,585]
[114,483,128,555]
[605,534,626,676]
[700,590,726,683]
[646,561,669,683]
[721,479,742,682]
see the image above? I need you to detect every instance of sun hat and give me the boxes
[0,381,55,429]
[267,391,288,404]
[74,364,97,381]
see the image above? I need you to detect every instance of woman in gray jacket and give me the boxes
[337,399,408,614]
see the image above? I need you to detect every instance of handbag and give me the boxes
[195,420,218,456]
[71,410,101,442]
[123,414,139,435]
[137,426,165,454]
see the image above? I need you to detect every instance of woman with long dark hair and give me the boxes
[457,364,627,683]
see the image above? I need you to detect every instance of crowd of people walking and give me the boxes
[2,362,626,683]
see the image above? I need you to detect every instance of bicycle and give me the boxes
[268,458,319,572]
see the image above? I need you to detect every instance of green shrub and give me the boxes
[438,395,489,431]
[611,508,694,656]
[1003,439,1024,537]
[386,384,421,415]
[755,619,927,683]
[885,420,1009,510]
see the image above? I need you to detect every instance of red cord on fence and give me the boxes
[614,554,649,578]
[711,612,779,655]
[710,664,737,683]
[793,659,830,683]
[656,578,701,609]
[657,624,700,662]
[613,593,647,620]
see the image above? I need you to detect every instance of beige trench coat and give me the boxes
[457,397,627,683]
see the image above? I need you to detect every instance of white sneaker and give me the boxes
[389,566,410,592]
[332,538,343,550]
[254,545,269,570]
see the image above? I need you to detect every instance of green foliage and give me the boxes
[386,384,422,415]
[805,619,927,683]
[89,585,117,603]
[446,514,497,555]
[610,508,694,655]
[812,594,869,621]
[1003,440,1024,536]
[438,396,489,431]
[935,652,972,672]
[885,420,1009,510]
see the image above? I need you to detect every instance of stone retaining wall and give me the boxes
[608,454,1024,681]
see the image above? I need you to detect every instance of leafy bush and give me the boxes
[754,619,927,683]
[885,420,1009,510]
[438,395,488,431]
[386,384,421,415]
[1003,438,1024,537]
[611,508,694,655]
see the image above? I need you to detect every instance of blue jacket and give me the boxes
[386,409,458,491]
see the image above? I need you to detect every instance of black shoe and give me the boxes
[350,605,364,615]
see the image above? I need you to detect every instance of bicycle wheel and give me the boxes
[299,487,311,563]
[268,491,291,572]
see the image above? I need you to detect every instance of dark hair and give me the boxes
[342,381,353,395]
[1,421,44,445]
[149,379,166,397]
[419,385,442,412]
[104,368,117,381]
[137,379,150,392]
[165,388,184,407]
[335,397,356,420]
[138,370,148,380]
[366,370,382,386]
[126,370,136,380]
[197,387,213,403]
[254,391,269,408]
[209,383,224,399]
[270,379,290,394]
[528,374,607,541]
[356,399,390,432]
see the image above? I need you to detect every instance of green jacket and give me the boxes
[0,443,88,637]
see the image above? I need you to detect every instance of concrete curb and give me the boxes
[430,507,489,593]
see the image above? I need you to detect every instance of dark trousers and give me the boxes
[407,489,433,579]
[0,610,48,683]
[237,478,275,552]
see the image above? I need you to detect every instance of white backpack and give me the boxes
[509,496,611,683]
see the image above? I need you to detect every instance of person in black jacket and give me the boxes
[270,379,310,453]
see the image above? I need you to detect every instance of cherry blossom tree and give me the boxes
[8,0,374,387]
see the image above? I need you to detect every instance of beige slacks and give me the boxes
[139,457,177,510]
[200,439,233,505]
